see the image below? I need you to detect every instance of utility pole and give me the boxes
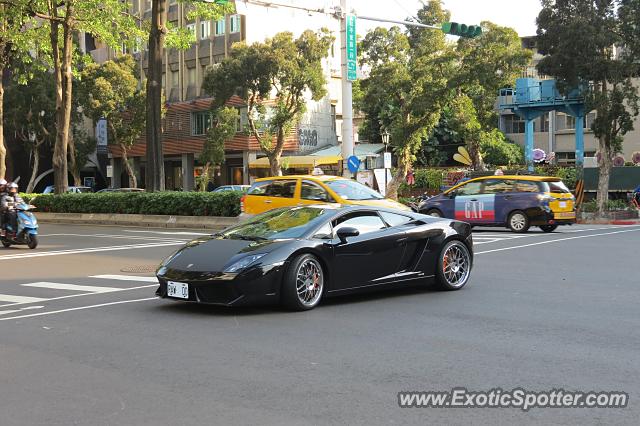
[340,0,354,177]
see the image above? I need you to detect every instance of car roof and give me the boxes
[445,174,564,193]
[283,203,419,216]
[254,175,346,183]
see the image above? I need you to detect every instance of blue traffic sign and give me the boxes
[346,155,361,174]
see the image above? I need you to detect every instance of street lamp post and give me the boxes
[381,129,390,195]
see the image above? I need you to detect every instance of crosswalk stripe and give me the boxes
[21,282,120,293]
[90,274,158,283]
[0,294,48,303]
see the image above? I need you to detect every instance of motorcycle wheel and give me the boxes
[27,234,38,249]
[2,240,11,248]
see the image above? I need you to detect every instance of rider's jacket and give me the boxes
[0,193,24,212]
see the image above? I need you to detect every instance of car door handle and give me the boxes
[264,200,272,204]
[395,237,408,245]
[470,199,478,202]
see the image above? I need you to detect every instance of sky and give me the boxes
[351,0,542,37]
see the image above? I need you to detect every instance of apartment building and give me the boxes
[499,36,640,166]
[89,0,346,189]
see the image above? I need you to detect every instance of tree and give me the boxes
[79,55,146,188]
[479,129,524,167]
[69,127,97,187]
[18,0,141,194]
[537,0,640,216]
[3,70,56,192]
[197,107,238,192]
[203,30,333,176]
[0,2,39,179]
[145,0,233,192]
[358,1,456,199]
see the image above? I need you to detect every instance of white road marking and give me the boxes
[0,294,48,303]
[40,233,185,242]
[21,282,120,293]
[476,227,640,255]
[90,274,158,283]
[0,284,157,308]
[0,241,183,261]
[0,309,22,315]
[125,230,211,236]
[0,297,158,321]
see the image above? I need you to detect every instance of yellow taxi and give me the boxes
[418,175,576,233]
[241,175,411,215]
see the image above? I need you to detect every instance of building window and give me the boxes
[192,112,212,136]
[215,19,225,36]
[331,104,336,134]
[186,23,196,38]
[171,70,179,88]
[200,21,210,39]
[230,15,241,33]
[540,115,549,133]
[502,114,525,134]
[186,67,196,86]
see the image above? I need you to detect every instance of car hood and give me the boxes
[161,236,287,273]
[348,198,412,211]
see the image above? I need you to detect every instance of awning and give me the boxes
[249,155,342,169]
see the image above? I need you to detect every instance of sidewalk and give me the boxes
[577,218,640,225]
[36,212,241,230]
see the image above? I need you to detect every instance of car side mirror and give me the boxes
[447,191,457,198]
[336,227,359,243]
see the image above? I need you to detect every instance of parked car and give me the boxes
[42,186,92,194]
[418,175,576,233]
[96,188,145,193]
[156,205,473,310]
[241,175,410,217]
[211,185,251,193]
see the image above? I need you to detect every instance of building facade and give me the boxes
[499,36,640,166]
[88,0,348,190]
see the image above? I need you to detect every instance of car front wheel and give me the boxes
[426,209,443,218]
[281,254,325,311]
[508,211,530,233]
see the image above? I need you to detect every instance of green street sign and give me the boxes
[346,14,357,81]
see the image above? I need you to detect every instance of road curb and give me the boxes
[36,212,241,230]
[577,219,640,225]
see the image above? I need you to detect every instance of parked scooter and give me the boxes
[1,203,39,249]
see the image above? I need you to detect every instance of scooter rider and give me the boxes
[1,183,23,236]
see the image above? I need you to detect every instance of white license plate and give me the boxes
[167,281,189,299]
[559,201,567,208]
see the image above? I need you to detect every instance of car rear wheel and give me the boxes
[426,209,443,218]
[508,211,530,233]
[435,240,471,291]
[540,225,558,233]
[281,254,324,311]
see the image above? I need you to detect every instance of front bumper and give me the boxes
[156,263,286,307]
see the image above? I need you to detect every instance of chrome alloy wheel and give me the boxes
[509,212,527,232]
[295,258,324,307]
[441,243,471,288]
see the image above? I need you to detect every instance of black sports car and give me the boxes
[156,205,473,311]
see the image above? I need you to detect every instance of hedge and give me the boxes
[20,191,242,217]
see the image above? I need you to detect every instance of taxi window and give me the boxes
[247,181,271,196]
[264,180,297,198]
[482,179,513,194]
[513,180,542,193]
[301,180,333,202]
[546,181,571,193]
[456,181,482,196]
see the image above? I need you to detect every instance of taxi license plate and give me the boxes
[167,281,189,299]
[555,212,575,219]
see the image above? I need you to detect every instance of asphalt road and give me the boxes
[1,223,638,425]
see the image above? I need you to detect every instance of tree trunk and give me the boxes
[267,127,285,176]
[385,148,411,201]
[68,132,82,186]
[26,143,41,193]
[145,0,167,192]
[468,141,486,171]
[120,143,137,188]
[596,138,612,218]
[199,161,211,192]
[0,70,6,180]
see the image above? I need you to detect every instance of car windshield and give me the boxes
[325,179,384,200]
[220,207,330,240]
[542,180,571,193]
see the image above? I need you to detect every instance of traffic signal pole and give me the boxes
[340,0,354,177]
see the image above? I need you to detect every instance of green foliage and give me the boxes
[198,107,239,191]
[479,129,524,167]
[22,192,242,217]
[417,110,462,167]
[70,128,97,180]
[413,169,445,190]
[203,30,333,173]
[581,199,628,212]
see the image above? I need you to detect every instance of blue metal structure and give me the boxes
[498,78,586,172]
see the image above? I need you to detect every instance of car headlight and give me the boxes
[223,254,266,273]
